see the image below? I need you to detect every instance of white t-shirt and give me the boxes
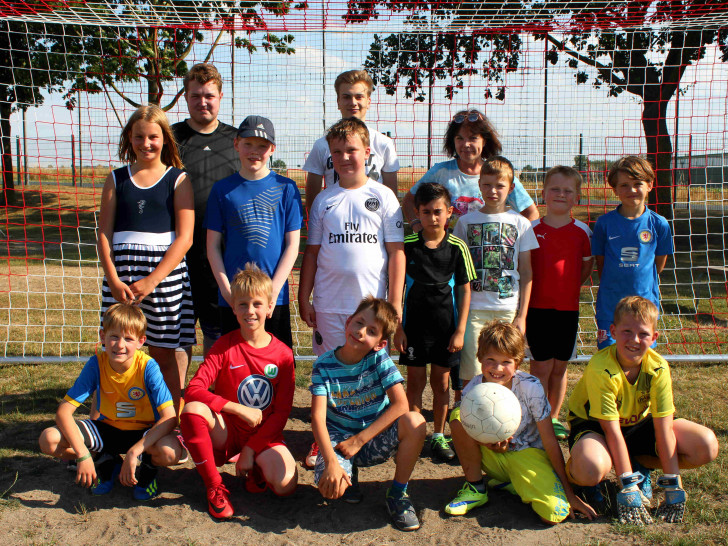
[303,123,400,188]
[453,209,538,311]
[308,179,404,314]
[463,371,551,451]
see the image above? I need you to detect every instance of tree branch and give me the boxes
[107,79,140,108]
[546,33,627,88]
[162,87,185,112]
[102,82,125,127]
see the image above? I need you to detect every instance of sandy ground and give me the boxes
[2,388,638,545]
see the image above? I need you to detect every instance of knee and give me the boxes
[148,443,178,467]
[180,401,207,417]
[400,411,426,438]
[271,468,298,497]
[38,427,59,456]
[566,454,609,487]
[692,429,720,465]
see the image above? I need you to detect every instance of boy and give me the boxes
[394,182,476,461]
[207,115,303,348]
[566,296,718,525]
[180,264,297,520]
[453,156,538,389]
[310,297,426,532]
[593,156,673,349]
[445,321,595,523]
[38,304,182,500]
[527,166,593,440]
[304,69,399,209]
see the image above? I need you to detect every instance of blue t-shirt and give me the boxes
[592,207,673,323]
[206,171,303,306]
[309,348,404,437]
[409,159,534,229]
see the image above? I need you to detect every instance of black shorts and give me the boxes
[220,304,293,349]
[567,415,659,458]
[186,239,221,339]
[526,308,579,361]
[400,331,460,369]
[75,419,149,455]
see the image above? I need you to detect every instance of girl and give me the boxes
[98,104,195,414]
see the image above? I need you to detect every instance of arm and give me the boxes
[580,257,595,285]
[97,173,134,303]
[382,171,399,198]
[270,229,301,311]
[298,244,320,328]
[385,241,405,319]
[519,203,539,222]
[336,381,408,459]
[402,191,421,232]
[448,282,471,352]
[655,255,668,274]
[119,404,177,486]
[55,401,97,488]
[514,250,532,334]
[312,394,351,499]
[537,417,596,520]
[599,418,632,476]
[305,173,323,213]
[129,175,194,303]
[207,229,232,306]
[653,414,679,475]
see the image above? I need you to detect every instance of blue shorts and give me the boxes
[314,420,399,485]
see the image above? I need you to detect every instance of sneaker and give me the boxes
[385,488,420,531]
[632,460,653,500]
[430,435,456,461]
[245,464,268,494]
[91,462,121,496]
[341,466,363,504]
[304,442,319,469]
[207,484,234,519]
[552,418,569,440]
[133,478,160,500]
[445,482,488,516]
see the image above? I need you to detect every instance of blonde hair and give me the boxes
[326,117,370,149]
[183,63,223,93]
[613,296,659,329]
[230,262,273,303]
[334,70,374,97]
[476,320,526,366]
[544,165,583,193]
[102,303,147,339]
[118,105,183,169]
[350,296,399,341]
[481,156,515,185]
[607,156,655,189]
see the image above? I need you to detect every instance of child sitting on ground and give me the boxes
[310,297,426,532]
[566,296,719,525]
[39,303,182,500]
[180,264,297,520]
[445,321,595,524]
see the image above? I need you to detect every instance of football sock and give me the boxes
[468,479,486,493]
[96,453,122,481]
[432,432,444,440]
[389,479,408,499]
[137,453,157,488]
[179,412,222,489]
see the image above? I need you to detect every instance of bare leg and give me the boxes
[393,412,426,483]
[430,365,450,435]
[406,366,427,413]
[256,445,298,496]
[450,418,484,482]
[636,418,719,470]
[566,432,613,486]
[150,346,183,415]
[548,360,568,418]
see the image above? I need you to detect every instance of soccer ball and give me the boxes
[460,382,522,444]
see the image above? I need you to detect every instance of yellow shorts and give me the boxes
[451,406,571,523]
[460,309,517,381]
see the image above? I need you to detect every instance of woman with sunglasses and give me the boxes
[402,110,538,231]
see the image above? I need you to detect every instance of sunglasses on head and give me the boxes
[452,111,483,123]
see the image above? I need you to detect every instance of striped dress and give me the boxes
[100,166,196,348]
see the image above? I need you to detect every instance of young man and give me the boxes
[303,69,399,209]
[173,63,241,356]
[180,264,298,520]
[311,297,426,531]
[38,304,183,500]
[566,296,718,525]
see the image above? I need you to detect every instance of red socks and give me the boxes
[179,412,222,489]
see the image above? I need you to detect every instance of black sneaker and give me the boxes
[341,466,363,504]
[385,488,420,531]
[431,436,455,461]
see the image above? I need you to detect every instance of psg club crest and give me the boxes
[638,230,653,244]
[237,375,273,409]
[128,386,146,401]
[365,197,380,211]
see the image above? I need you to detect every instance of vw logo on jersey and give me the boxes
[128,387,146,401]
[638,230,653,244]
[237,375,273,409]
[365,197,380,212]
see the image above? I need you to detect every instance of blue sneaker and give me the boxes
[91,463,121,496]
[133,478,160,501]
[632,460,653,500]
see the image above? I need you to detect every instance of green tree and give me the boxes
[271,158,287,174]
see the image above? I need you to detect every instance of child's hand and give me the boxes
[393,325,407,353]
[235,446,255,477]
[299,301,317,328]
[119,448,141,487]
[110,279,135,304]
[566,491,597,520]
[129,277,157,304]
[616,472,653,525]
[483,437,512,453]
[318,461,352,500]
[654,475,687,523]
[512,315,526,335]
[75,457,97,488]
[335,435,364,459]
[233,404,263,428]
[448,330,465,353]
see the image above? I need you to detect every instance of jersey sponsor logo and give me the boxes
[364,198,380,212]
[128,387,146,401]
[619,413,643,426]
[620,247,639,264]
[264,364,279,378]
[328,222,379,244]
[116,401,137,418]
[137,199,147,215]
[237,374,273,409]
[638,230,653,244]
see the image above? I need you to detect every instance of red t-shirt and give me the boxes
[529,218,592,312]
[185,330,295,454]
